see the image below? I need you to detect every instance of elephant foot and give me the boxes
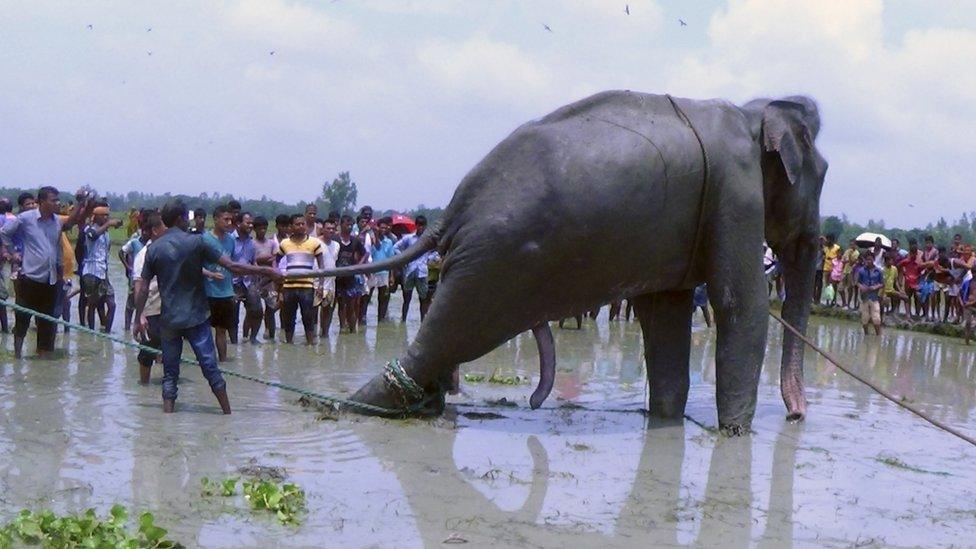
[720,423,751,437]
[350,370,446,417]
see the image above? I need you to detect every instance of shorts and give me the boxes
[208,297,236,330]
[402,271,428,300]
[0,265,9,300]
[841,272,856,289]
[693,284,709,308]
[369,272,390,289]
[860,299,881,325]
[260,281,279,310]
[81,274,114,301]
[234,281,263,315]
[314,288,335,307]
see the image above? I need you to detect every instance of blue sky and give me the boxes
[1,1,974,227]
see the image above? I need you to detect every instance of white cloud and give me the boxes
[416,32,554,107]
[224,0,357,54]
[663,0,976,225]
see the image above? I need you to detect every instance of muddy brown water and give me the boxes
[1,268,975,547]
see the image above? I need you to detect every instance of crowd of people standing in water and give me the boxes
[809,233,976,337]
[0,187,447,412]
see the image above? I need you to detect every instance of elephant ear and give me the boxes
[762,100,813,186]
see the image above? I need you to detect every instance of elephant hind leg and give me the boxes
[632,290,693,418]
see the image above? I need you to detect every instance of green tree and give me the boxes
[318,171,358,215]
[821,215,844,239]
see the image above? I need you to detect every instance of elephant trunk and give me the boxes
[778,240,817,421]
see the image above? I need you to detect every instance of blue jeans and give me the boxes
[160,321,226,400]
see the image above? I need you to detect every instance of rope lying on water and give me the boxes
[3,298,974,447]
[769,311,976,447]
[0,298,404,416]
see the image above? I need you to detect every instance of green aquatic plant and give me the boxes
[0,505,182,548]
[200,476,238,497]
[242,480,306,525]
[200,476,306,525]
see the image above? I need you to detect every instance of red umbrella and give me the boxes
[388,214,416,234]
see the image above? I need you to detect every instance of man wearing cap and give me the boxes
[1,186,90,357]
[81,202,123,332]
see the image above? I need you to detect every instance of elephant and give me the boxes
[294,90,827,433]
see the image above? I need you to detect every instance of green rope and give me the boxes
[0,298,407,416]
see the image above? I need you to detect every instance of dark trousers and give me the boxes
[160,321,226,401]
[281,288,316,336]
[137,315,162,367]
[14,277,59,352]
[813,269,824,303]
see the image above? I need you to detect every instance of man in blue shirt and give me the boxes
[202,205,237,361]
[232,212,263,344]
[81,203,123,332]
[364,217,397,322]
[133,201,280,414]
[1,186,89,358]
[857,252,884,336]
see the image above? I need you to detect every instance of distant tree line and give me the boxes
[821,212,976,248]
[0,171,444,226]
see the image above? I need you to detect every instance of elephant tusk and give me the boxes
[529,323,556,409]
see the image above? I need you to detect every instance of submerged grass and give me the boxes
[875,454,951,476]
[463,373,529,385]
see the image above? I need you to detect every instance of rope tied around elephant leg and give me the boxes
[383,359,428,410]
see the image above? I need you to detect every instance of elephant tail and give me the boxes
[284,232,438,280]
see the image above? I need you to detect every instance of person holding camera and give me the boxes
[0,186,90,357]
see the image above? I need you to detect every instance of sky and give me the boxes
[1,0,974,227]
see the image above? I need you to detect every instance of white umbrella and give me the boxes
[855,232,891,249]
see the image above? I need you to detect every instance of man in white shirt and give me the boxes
[395,215,434,322]
[132,213,166,384]
[318,219,340,336]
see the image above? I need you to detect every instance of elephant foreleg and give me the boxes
[529,322,556,409]
[708,248,769,434]
[631,290,693,418]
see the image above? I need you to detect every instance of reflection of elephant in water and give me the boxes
[351,416,800,546]
[302,90,826,431]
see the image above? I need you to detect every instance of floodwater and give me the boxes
[2,267,975,547]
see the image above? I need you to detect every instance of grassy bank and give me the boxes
[807,303,972,341]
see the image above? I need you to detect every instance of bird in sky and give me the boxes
[147,50,153,56]
[625,4,630,15]
[86,24,93,30]
[146,26,152,32]
[908,204,915,208]
[679,18,688,26]
[542,23,553,32]
[269,50,276,55]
